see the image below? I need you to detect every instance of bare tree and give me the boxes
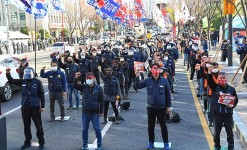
[63,0,79,43]
[78,0,96,40]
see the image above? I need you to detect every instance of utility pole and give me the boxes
[228,13,233,66]
[5,0,10,54]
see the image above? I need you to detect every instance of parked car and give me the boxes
[0,55,22,101]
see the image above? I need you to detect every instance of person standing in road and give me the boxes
[220,39,228,62]
[18,58,29,79]
[135,63,171,150]
[40,59,67,122]
[207,71,238,150]
[73,72,104,150]
[58,56,80,110]
[100,67,121,124]
[6,67,45,150]
[89,48,101,85]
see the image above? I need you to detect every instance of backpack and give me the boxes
[120,102,130,111]
[169,110,181,123]
[108,115,124,122]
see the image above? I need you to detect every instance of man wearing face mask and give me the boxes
[73,72,104,150]
[236,38,247,83]
[207,71,238,150]
[58,56,80,110]
[163,53,176,93]
[204,62,219,127]
[125,48,137,92]
[120,57,129,99]
[73,50,92,84]
[40,59,67,122]
[136,46,145,80]
[189,43,199,82]
[18,58,29,79]
[220,39,228,62]
[102,45,116,67]
[89,48,101,85]
[135,63,171,150]
[112,60,125,98]
[100,67,121,124]
[6,67,45,150]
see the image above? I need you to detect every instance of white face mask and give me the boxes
[86,79,94,85]
[164,56,168,61]
[120,58,124,61]
[92,53,97,56]
[128,51,134,55]
[81,55,85,59]
[212,68,218,73]
[189,42,192,45]
[206,63,211,68]
[97,51,101,54]
[52,66,58,72]
[167,46,172,49]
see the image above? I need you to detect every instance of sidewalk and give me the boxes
[197,46,247,148]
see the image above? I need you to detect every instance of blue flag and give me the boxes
[32,0,48,18]
[87,0,97,7]
[50,0,65,11]
[100,0,120,18]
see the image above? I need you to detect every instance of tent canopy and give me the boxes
[0,31,30,41]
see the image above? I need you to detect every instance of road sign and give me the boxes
[223,0,235,14]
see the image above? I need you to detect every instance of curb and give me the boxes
[233,110,247,148]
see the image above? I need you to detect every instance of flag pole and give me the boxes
[34,15,37,74]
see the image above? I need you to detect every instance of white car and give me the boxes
[0,55,22,101]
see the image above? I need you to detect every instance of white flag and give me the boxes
[181,0,190,23]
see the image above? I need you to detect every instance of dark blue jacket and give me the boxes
[202,41,208,51]
[40,69,66,92]
[6,74,45,108]
[120,61,130,82]
[136,77,171,108]
[221,43,228,52]
[125,55,137,70]
[102,51,116,67]
[237,44,247,61]
[165,49,179,60]
[58,59,79,83]
[73,81,104,114]
[90,56,101,71]
[136,51,145,62]
[208,74,238,116]
[100,73,119,96]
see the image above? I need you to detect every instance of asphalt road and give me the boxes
[1,51,245,150]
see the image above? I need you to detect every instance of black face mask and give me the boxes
[67,61,72,64]
[106,72,112,77]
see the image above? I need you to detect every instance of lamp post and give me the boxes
[5,0,11,54]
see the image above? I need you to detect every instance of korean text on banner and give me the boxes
[134,61,145,72]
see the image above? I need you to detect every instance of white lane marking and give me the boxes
[88,121,113,148]
[2,91,49,116]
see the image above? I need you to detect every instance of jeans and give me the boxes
[82,113,102,147]
[67,83,79,107]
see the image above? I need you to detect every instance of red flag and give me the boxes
[161,6,167,17]
[97,0,105,8]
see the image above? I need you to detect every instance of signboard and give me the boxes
[218,92,236,107]
[134,61,145,72]
[223,0,235,14]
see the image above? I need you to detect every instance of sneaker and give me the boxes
[242,81,247,84]
[67,105,73,110]
[60,116,64,122]
[82,144,88,150]
[115,116,120,124]
[21,144,31,150]
[102,117,108,124]
[49,116,55,122]
[97,144,102,150]
[164,143,170,150]
[146,142,154,150]
[39,145,44,150]
[208,122,213,127]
